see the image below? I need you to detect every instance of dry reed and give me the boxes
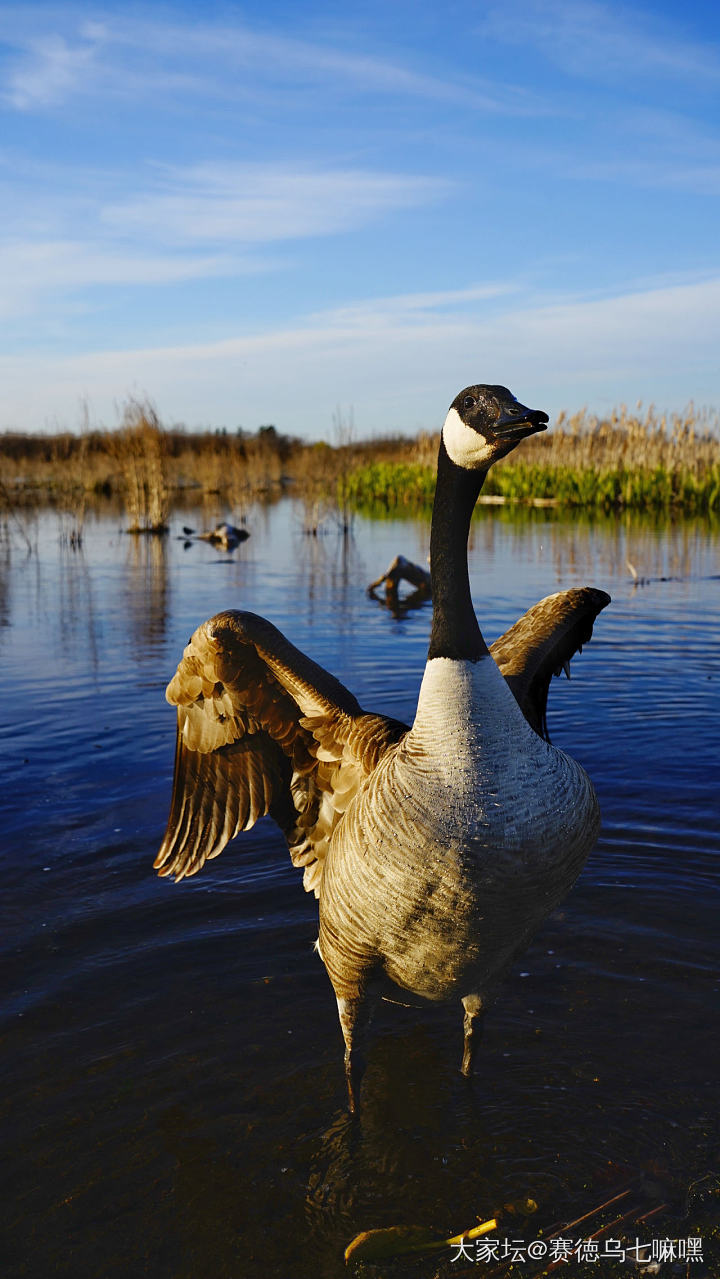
[106,402,170,532]
[1,402,718,516]
[348,405,720,513]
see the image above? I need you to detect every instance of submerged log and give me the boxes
[183,522,250,549]
[368,554,432,616]
[368,554,431,597]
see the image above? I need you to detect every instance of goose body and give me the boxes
[155,384,609,1109]
[322,655,597,1007]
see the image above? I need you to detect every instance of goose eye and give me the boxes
[463,395,476,410]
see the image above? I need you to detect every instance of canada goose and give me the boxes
[155,384,609,1111]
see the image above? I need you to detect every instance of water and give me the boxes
[1,501,718,1278]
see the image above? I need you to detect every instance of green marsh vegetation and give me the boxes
[2,401,719,536]
[347,405,720,515]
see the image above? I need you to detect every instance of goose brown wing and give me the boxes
[154,610,408,888]
[490,587,610,741]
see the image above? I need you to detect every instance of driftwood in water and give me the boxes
[369,554,431,596]
[181,522,250,550]
[368,554,432,616]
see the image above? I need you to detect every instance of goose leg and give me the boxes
[336,994,368,1115]
[460,994,485,1077]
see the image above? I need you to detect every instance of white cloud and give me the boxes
[3,29,102,109]
[482,0,720,83]
[0,239,272,321]
[2,275,718,433]
[573,156,720,196]
[102,163,452,246]
[0,160,451,321]
[0,8,545,116]
[311,282,523,327]
[187,22,543,115]
[440,103,720,198]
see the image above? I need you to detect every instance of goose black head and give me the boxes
[442,383,548,470]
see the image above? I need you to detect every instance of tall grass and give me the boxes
[107,402,170,532]
[346,405,720,514]
[346,461,437,510]
[1,401,718,516]
[290,409,360,534]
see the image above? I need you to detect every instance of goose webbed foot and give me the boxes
[460,995,485,1077]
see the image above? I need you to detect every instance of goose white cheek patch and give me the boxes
[442,407,495,468]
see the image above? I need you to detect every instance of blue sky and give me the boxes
[1,1,719,437]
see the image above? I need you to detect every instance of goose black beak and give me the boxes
[493,406,549,442]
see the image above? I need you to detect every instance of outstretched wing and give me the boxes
[154,611,408,889]
[490,587,610,741]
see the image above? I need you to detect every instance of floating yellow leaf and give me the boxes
[344,1216,498,1263]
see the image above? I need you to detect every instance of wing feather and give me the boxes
[156,592,609,886]
[155,610,408,888]
[489,586,610,740]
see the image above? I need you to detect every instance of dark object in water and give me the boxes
[199,522,249,550]
[180,522,250,550]
[368,554,432,609]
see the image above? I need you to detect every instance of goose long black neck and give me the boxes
[428,438,490,661]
